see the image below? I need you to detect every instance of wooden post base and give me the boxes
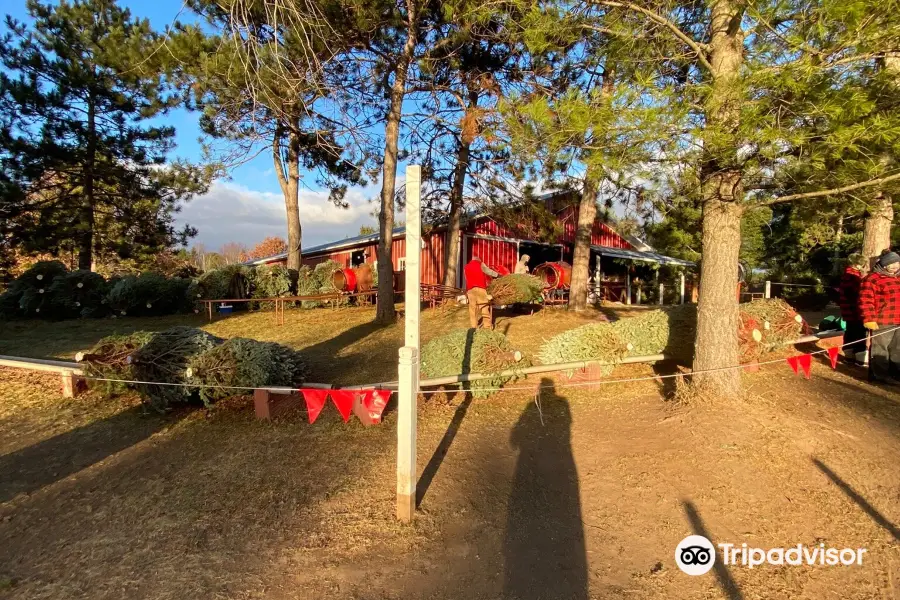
[61,370,85,398]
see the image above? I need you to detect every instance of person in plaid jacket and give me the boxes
[859,251,900,382]
[839,253,867,364]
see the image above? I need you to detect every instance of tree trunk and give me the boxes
[861,193,893,270]
[442,94,476,288]
[375,1,418,324]
[691,0,745,396]
[569,171,599,310]
[274,125,303,271]
[831,213,844,276]
[78,97,96,271]
[693,196,743,396]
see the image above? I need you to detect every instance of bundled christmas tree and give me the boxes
[46,270,109,319]
[186,338,309,405]
[106,272,191,316]
[421,328,527,397]
[77,331,156,395]
[740,298,804,345]
[487,274,545,305]
[0,260,69,318]
[129,326,223,411]
[608,305,697,360]
[538,323,627,376]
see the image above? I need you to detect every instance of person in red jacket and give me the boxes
[464,256,499,329]
[838,253,867,364]
[859,251,900,382]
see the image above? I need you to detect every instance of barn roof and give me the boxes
[593,245,695,267]
[244,226,406,266]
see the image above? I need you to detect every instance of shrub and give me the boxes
[421,328,528,398]
[186,338,309,405]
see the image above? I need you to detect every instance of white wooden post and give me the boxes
[765,280,771,299]
[397,165,421,523]
[626,276,632,305]
[679,273,686,305]
[658,283,664,305]
[636,284,642,305]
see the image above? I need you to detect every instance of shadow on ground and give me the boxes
[0,406,179,503]
[811,457,900,541]
[502,379,587,599]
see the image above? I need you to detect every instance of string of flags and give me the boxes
[299,388,391,425]
[785,346,841,379]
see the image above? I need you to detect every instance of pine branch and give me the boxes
[756,171,900,206]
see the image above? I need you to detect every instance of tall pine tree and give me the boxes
[0,0,209,271]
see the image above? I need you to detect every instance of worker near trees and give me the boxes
[859,251,900,382]
[514,254,531,274]
[839,253,868,365]
[464,256,499,329]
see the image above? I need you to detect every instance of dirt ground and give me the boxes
[1,306,898,599]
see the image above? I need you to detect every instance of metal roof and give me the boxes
[592,245,695,267]
[245,226,406,265]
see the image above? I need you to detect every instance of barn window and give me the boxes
[398,257,406,270]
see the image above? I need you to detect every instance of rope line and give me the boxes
[60,327,885,398]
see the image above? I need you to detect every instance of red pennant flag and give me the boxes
[330,390,355,422]
[797,354,812,379]
[786,355,800,375]
[302,389,329,424]
[827,346,840,369]
[363,389,391,423]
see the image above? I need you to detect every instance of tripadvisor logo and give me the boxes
[675,536,867,575]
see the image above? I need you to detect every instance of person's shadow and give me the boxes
[502,379,588,600]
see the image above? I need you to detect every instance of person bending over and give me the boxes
[464,256,498,329]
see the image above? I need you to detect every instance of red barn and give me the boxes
[246,191,693,293]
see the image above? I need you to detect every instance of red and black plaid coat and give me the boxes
[839,267,863,321]
[859,271,900,325]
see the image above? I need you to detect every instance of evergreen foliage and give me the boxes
[487,274,544,305]
[130,326,223,411]
[186,338,309,406]
[421,328,528,398]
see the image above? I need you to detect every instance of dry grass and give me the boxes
[2,304,898,600]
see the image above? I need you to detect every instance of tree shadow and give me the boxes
[0,406,181,503]
[811,457,900,541]
[298,320,394,385]
[503,379,587,600]
[682,501,743,600]
[416,328,475,508]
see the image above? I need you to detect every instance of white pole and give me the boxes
[659,283,664,305]
[636,284,642,305]
[765,280,771,299]
[626,276,632,305]
[679,273,685,305]
[397,165,421,523]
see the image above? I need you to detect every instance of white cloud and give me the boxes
[176,181,380,250]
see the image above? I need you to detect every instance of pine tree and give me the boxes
[0,0,209,271]
[168,1,366,272]
[514,0,900,395]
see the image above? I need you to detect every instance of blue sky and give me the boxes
[4,0,384,251]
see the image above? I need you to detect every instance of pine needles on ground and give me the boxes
[421,328,529,397]
[487,274,544,305]
[186,338,309,406]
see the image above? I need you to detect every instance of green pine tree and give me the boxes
[0,0,210,271]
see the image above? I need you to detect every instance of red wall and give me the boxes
[471,209,632,250]
[466,236,518,275]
